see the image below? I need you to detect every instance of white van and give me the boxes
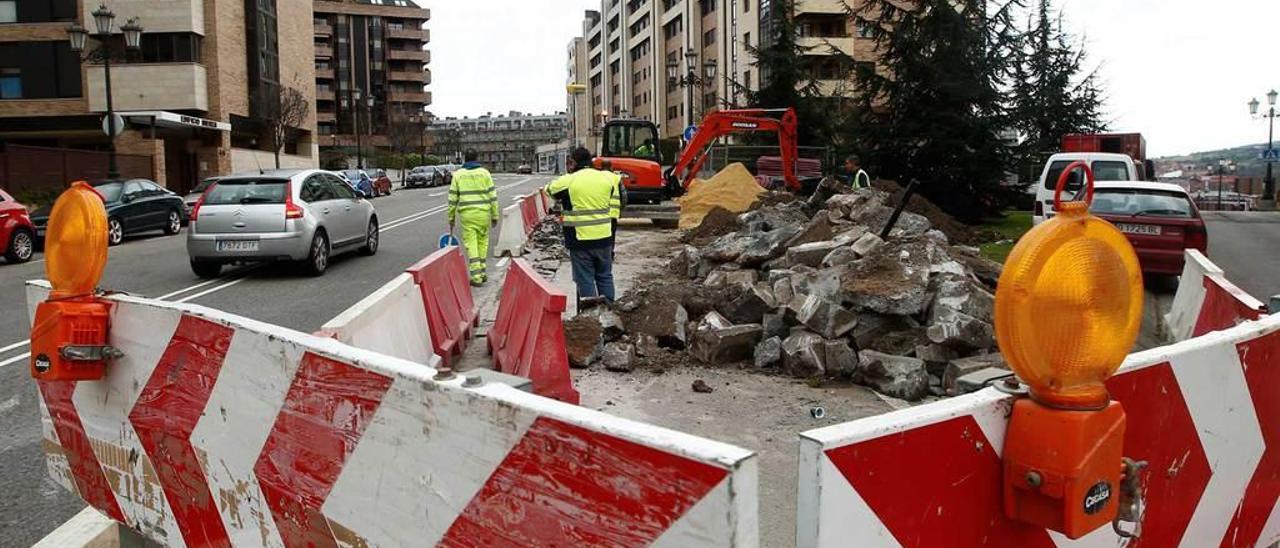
[1033,152,1142,225]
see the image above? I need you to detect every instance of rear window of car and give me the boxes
[94,183,123,203]
[1092,161,1130,181]
[1091,189,1195,218]
[1044,160,1132,191]
[204,179,288,205]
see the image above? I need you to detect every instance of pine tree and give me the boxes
[1010,0,1107,166]
[848,0,1022,222]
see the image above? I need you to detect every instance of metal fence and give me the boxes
[0,144,153,195]
[699,145,832,178]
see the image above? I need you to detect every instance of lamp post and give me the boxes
[1216,159,1237,211]
[353,88,364,169]
[1249,89,1278,206]
[364,92,375,168]
[667,51,718,130]
[68,4,143,180]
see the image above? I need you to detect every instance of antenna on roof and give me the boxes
[250,139,265,175]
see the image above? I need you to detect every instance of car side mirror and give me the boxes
[121,193,135,203]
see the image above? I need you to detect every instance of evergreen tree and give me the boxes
[1009,0,1107,166]
[740,0,833,147]
[848,0,1022,222]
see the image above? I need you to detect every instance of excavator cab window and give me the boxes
[603,121,661,163]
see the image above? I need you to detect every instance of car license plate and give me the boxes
[217,240,259,252]
[1116,223,1161,236]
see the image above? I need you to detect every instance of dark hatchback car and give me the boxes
[33,179,187,247]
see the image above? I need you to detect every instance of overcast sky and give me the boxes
[427,0,1279,157]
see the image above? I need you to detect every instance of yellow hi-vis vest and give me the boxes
[546,168,620,242]
[447,167,499,221]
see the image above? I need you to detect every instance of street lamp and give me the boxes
[668,50,719,130]
[1248,89,1278,206]
[1215,159,1237,211]
[354,88,365,169]
[68,4,143,179]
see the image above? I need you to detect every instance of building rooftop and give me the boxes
[356,0,422,7]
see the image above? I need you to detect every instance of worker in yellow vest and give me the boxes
[547,147,623,302]
[447,150,499,286]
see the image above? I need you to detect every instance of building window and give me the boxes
[0,1,15,23]
[743,70,751,90]
[704,29,716,47]
[700,0,716,16]
[704,92,717,110]
[132,33,203,64]
[744,0,750,12]
[663,16,683,41]
[744,31,751,48]
[0,68,20,99]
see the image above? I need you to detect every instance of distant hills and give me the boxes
[1155,143,1274,177]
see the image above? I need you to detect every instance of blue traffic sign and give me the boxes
[683,125,698,141]
[1262,149,1280,161]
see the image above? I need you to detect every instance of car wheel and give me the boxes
[191,260,221,279]
[163,209,182,235]
[359,218,379,256]
[5,229,34,263]
[107,217,124,246]
[302,231,329,276]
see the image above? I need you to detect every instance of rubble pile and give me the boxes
[524,216,568,278]
[566,181,1011,402]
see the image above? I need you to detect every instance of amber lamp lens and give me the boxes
[45,182,109,297]
[994,202,1143,409]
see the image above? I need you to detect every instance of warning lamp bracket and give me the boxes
[59,345,125,362]
[1112,457,1148,538]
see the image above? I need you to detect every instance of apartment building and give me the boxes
[313,0,431,153]
[567,0,881,147]
[0,0,317,193]
[429,112,568,173]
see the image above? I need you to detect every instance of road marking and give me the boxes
[0,340,27,353]
[429,192,444,197]
[174,277,248,304]
[0,352,29,369]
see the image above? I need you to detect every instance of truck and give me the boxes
[1033,133,1158,225]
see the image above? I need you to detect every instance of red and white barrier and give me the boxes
[27,281,759,547]
[490,258,579,404]
[1166,249,1226,341]
[520,193,540,236]
[1193,272,1267,338]
[797,310,1280,547]
[406,247,477,366]
[316,273,440,369]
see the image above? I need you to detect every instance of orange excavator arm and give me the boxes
[666,108,800,193]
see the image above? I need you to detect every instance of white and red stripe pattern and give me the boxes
[26,282,758,547]
[797,310,1280,548]
[1165,249,1268,342]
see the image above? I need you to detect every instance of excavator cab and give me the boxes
[602,119,661,164]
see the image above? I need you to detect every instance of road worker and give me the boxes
[448,149,499,286]
[547,147,623,303]
[845,155,871,189]
[634,138,656,158]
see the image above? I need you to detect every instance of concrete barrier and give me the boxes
[26,281,759,547]
[1166,249,1225,341]
[317,273,440,369]
[493,202,527,257]
[797,311,1280,547]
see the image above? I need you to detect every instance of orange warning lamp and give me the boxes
[995,162,1143,538]
[29,181,119,382]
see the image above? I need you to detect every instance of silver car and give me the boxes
[186,169,378,278]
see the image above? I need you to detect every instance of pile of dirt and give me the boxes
[750,190,799,210]
[681,206,742,247]
[873,180,979,245]
[678,163,765,229]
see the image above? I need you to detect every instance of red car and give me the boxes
[1089,182,1207,276]
[373,171,394,196]
[0,188,36,263]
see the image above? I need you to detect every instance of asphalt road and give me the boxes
[1203,211,1280,303]
[0,173,552,546]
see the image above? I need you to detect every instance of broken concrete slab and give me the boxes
[689,318,763,364]
[579,307,625,343]
[789,266,843,302]
[670,245,701,279]
[929,275,995,323]
[860,350,930,401]
[723,282,777,324]
[634,301,689,350]
[824,339,859,378]
[772,276,795,307]
[925,307,995,350]
[564,315,603,369]
[821,245,858,268]
[849,232,884,258]
[796,294,858,339]
[702,232,753,263]
[785,214,836,248]
[782,330,827,378]
[754,336,783,369]
[736,224,802,266]
[833,226,869,246]
[705,268,759,290]
[840,239,931,316]
[916,343,960,376]
[761,311,788,339]
[603,342,635,372]
[956,367,1014,395]
[944,353,1008,395]
[850,312,917,351]
[786,240,844,268]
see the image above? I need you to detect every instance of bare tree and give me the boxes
[386,107,423,184]
[260,84,310,169]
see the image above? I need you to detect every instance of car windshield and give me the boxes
[204,179,288,205]
[1091,188,1195,218]
[193,178,217,194]
[94,183,124,203]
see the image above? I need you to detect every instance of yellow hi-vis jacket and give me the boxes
[546,168,622,245]
[447,166,499,223]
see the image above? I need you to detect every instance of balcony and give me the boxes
[86,0,201,33]
[314,23,332,36]
[315,44,334,58]
[87,63,207,112]
[317,111,337,123]
[387,89,429,104]
[388,70,429,83]
[387,27,429,41]
[316,88,336,101]
[388,49,429,62]
[315,66,335,80]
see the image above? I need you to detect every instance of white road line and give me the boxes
[155,278,223,300]
[0,352,29,369]
[0,340,28,353]
[173,277,248,303]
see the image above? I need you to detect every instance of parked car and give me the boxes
[184,177,221,218]
[1089,182,1207,276]
[516,164,533,174]
[373,169,393,196]
[186,169,378,278]
[0,188,36,263]
[338,170,376,198]
[31,179,186,247]
[405,166,437,188]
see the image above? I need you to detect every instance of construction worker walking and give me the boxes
[448,150,499,286]
[547,147,622,303]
